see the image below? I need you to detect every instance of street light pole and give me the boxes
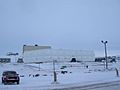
[101,40,108,69]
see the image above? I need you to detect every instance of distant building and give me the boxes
[7,52,19,56]
[0,55,22,63]
[17,58,24,63]
[23,45,95,63]
[95,57,105,62]
[95,56,116,63]
[23,45,51,53]
[0,56,11,63]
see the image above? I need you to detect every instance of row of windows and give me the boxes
[0,58,11,63]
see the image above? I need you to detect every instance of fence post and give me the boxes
[115,68,119,77]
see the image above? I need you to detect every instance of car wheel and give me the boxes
[17,81,19,84]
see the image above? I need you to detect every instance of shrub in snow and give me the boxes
[29,74,32,77]
[61,71,68,74]
[35,74,40,77]
[43,74,47,76]
[60,66,67,69]
[20,75,25,77]
[86,65,88,68]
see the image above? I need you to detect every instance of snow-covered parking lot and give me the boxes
[0,61,120,90]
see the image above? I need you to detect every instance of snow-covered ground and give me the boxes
[0,61,120,90]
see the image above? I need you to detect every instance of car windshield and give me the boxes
[4,71,17,75]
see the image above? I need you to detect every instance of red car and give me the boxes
[2,71,20,85]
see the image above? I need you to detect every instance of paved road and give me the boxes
[27,80,120,90]
[89,83,120,90]
[1,81,120,90]
[75,81,120,90]
[51,80,120,90]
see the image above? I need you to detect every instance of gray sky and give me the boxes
[0,0,120,56]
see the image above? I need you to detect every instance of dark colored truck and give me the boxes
[2,71,20,85]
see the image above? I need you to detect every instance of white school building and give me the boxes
[23,45,95,63]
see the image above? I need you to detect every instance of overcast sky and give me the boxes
[0,0,120,56]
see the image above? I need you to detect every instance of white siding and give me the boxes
[23,49,95,63]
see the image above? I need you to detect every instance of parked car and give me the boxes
[2,71,20,85]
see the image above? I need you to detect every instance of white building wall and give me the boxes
[23,45,51,53]
[23,49,95,63]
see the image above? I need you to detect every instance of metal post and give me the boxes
[115,68,119,77]
[53,60,57,82]
[104,42,108,69]
[101,40,108,69]
[36,62,42,71]
[103,60,105,69]
[39,63,40,71]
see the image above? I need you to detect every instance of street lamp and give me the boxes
[101,40,108,69]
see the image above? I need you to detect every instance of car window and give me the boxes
[3,71,17,75]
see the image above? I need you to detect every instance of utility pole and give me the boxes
[101,40,108,69]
